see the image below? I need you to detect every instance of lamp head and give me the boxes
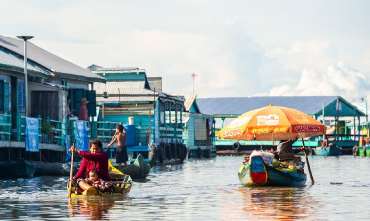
[16,36,34,41]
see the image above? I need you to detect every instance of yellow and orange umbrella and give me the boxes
[218,105,325,141]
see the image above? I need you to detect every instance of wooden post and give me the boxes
[68,146,75,198]
[302,138,314,185]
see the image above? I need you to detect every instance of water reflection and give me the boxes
[68,197,116,220]
[1,156,370,220]
[239,187,315,220]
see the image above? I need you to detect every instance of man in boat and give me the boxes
[107,124,128,166]
[276,139,299,161]
[70,140,110,192]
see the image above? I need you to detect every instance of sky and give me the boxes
[2,0,370,107]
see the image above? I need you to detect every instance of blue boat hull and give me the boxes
[238,155,307,187]
[265,166,307,187]
[314,145,341,156]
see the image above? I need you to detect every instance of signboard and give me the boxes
[26,117,39,152]
[74,120,89,151]
[256,115,279,126]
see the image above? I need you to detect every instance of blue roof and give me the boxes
[197,96,365,117]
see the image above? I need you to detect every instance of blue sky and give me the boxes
[2,0,370,104]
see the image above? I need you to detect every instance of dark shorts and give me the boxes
[116,146,128,164]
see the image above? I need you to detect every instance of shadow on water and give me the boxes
[237,186,317,220]
[133,178,151,183]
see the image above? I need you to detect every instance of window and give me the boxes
[31,91,59,120]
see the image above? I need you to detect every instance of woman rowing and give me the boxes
[70,140,110,192]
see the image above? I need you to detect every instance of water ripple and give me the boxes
[0,156,370,220]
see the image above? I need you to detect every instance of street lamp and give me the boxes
[16,35,34,117]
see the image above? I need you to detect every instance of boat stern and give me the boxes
[249,155,268,185]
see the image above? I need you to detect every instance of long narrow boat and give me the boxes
[314,144,341,156]
[0,160,35,178]
[25,161,79,176]
[111,154,150,180]
[238,151,307,187]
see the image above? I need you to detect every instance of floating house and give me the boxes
[197,96,365,153]
[0,35,104,178]
[183,96,216,158]
[91,66,187,164]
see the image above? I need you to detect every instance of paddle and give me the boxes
[301,138,314,185]
[67,144,75,198]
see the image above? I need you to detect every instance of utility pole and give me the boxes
[17,35,34,117]
[191,73,197,95]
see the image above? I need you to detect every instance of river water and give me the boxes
[0,156,369,220]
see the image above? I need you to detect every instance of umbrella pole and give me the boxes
[302,138,314,185]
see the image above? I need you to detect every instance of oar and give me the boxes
[67,144,75,198]
[302,138,314,185]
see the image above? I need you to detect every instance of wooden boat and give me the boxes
[70,174,132,198]
[314,144,341,156]
[238,152,307,187]
[111,154,150,180]
[0,160,35,179]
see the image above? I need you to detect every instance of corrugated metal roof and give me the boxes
[0,47,49,75]
[92,67,144,73]
[95,81,155,95]
[197,96,364,116]
[97,96,155,103]
[0,35,104,82]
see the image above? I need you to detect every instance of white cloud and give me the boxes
[268,63,370,106]
[266,40,332,72]
[1,0,370,99]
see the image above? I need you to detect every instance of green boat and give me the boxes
[111,154,150,180]
[238,151,307,187]
[314,145,341,156]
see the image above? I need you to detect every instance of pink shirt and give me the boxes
[79,104,88,121]
[73,151,110,181]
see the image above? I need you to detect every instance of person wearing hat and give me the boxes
[79,97,89,121]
